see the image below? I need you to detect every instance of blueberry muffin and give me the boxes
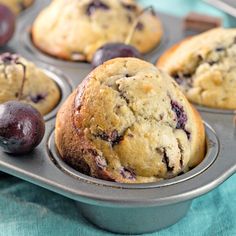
[157,28,236,110]
[0,0,34,15]
[55,58,205,183]
[0,53,60,115]
[32,0,162,62]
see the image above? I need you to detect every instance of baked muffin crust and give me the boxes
[55,58,205,183]
[158,28,236,109]
[32,0,162,62]
[0,53,60,115]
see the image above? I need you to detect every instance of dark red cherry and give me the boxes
[0,101,45,154]
[0,4,15,46]
[92,42,141,68]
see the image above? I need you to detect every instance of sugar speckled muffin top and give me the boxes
[0,0,34,14]
[32,0,162,62]
[55,58,205,183]
[158,28,236,110]
[0,53,60,115]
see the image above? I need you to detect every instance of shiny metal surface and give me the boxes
[0,0,235,233]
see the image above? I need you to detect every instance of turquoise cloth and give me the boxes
[140,0,236,27]
[1,1,236,235]
[1,174,235,235]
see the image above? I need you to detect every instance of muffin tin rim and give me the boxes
[37,63,74,121]
[0,0,235,207]
[47,122,219,189]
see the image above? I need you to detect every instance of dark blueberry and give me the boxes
[94,129,123,146]
[86,0,109,16]
[0,101,45,154]
[136,21,144,31]
[172,73,192,85]
[159,113,164,120]
[171,100,187,130]
[0,52,19,65]
[197,54,203,60]
[170,100,191,139]
[87,148,107,169]
[208,61,217,66]
[94,155,107,169]
[120,167,136,180]
[30,93,46,103]
[177,140,184,168]
[177,171,184,176]
[94,131,109,141]
[172,74,182,85]
[183,73,191,78]
[0,4,15,46]
[110,130,118,141]
[215,47,224,52]
[0,53,26,81]
[180,156,183,168]
[110,130,123,146]
[121,2,137,11]
[185,130,191,140]
[92,42,141,68]
[162,148,174,172]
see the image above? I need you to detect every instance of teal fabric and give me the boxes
[1,1,236,235]
[1,174,235,235]
[139,0,236,27]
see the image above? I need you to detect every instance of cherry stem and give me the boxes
[16,61,26,101]
[125,6,154,45]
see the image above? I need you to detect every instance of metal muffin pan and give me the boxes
[39,65,73,121]
[48,124,219,189]
[0,0,236,234]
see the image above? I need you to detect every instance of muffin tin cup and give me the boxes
[0,0,236,234]
[48,123,218,190]
[38,64,73,121]
[77,200,193,234]
[16,0,169,68]
[0,119,233,234]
